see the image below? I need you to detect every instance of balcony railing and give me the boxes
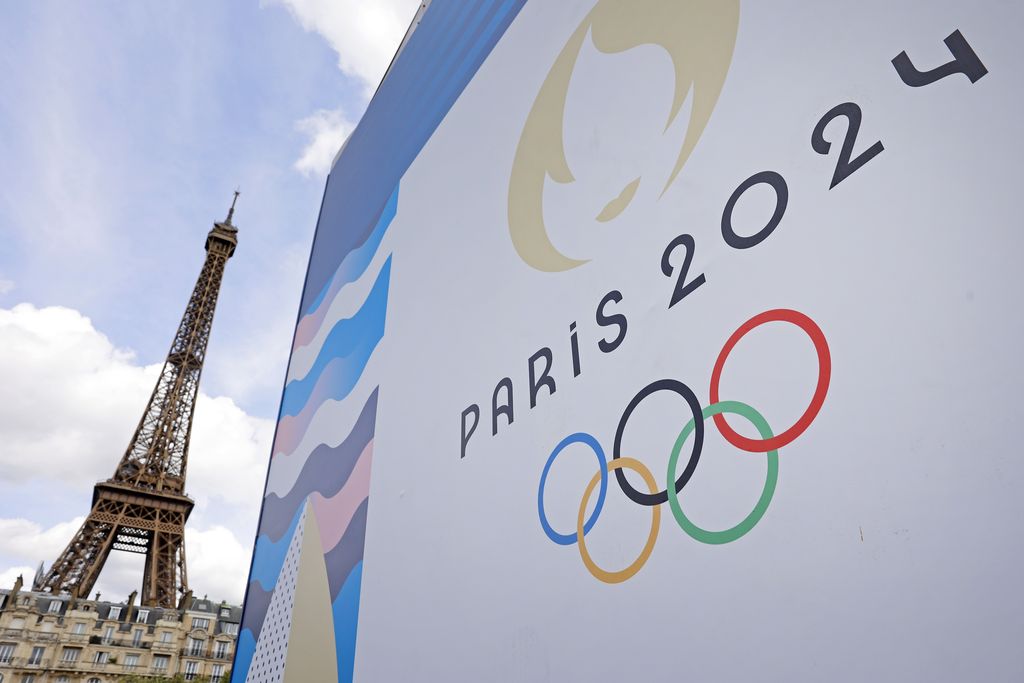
[87,634,151,649]
[2,656,52,668]
[50,659,120,673]
[53,657,82,670]
[26,631,60,642]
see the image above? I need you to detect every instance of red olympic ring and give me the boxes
[709,309,831,452]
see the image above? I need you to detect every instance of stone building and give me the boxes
[0,577,239,683]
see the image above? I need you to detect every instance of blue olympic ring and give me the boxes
[537,432,608,545]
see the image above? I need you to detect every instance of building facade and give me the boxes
[0,580,239,683]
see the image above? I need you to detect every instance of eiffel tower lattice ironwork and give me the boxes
[38,195,240,608]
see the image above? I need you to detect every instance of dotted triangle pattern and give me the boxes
[245,504,307,683]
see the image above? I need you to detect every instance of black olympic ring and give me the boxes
[612,378,704,507]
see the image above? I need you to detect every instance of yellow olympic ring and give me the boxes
[576,457,661,584]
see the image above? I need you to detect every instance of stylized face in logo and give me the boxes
[508,0,740,271]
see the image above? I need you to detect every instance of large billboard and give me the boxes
[234,1,1023,680]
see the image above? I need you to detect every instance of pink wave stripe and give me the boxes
[273,357,351,458]
[273,413,302,459]
[293,249,361,351]
[294,294,332,351]
[310,440,374,553]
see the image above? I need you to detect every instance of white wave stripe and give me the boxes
[266,352,384,498]
[287,234,396,383]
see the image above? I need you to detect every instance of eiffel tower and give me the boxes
[37,194,240,608]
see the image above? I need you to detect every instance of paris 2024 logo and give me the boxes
[503,0,833,583]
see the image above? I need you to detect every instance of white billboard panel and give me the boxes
[235,2,1023,681]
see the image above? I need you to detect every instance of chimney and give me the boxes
[125,590,138,623]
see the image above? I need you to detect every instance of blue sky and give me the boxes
[0,0,420,603]
[1,0,359,414]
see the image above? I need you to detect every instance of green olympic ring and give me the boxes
[667,400,779,545]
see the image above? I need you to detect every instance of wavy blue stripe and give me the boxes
[398,3,487,132]
[306,185,399,316]
[438,0,519,126]
[249,503,304,591]
[299,0,527,314]
[282,257,391,416]
[230,628,256,683]
[391,2,516,165]
[332,561,364,683]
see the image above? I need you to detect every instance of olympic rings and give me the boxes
[709,308,831,452]
[667,401,778,544]
[538,432,608,545]
[577,457,660,584]
[535,308,831,583]
[612,379,704,507]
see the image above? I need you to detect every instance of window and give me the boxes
[48,600,62,614]
[56,677,69,683]
[187,637,205,657]
[184,661,200,681]
[124,653,140,670]
[131,628,143,647]
[191,617,210,630]
[136,609,149,623]
[87,679,101,683]
[108,606,122,620]
[102,626,114,644]
[61,647,80,663]
[0,643,14,663]
[211,664,225,682]
[19,675,35,683]
[160,631,172,643]
[213,641,228,659]
[219,608,231,618]
[152,654,169,671]
[71,622,86,635]
[93,651,108,664]
[221,622,238,636]
[28,647,44,665]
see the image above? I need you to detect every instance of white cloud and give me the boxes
[190,396,274,511]
[0,566,34,590]
[0,304,148,484]
[294,108,356,177]
[270,0,422,176]
[0,518,86,561]
[0,304,272,603]
[0,517,141,601]
[186,526,253,603]
[271,0,421,92]
[0,517,251,604]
